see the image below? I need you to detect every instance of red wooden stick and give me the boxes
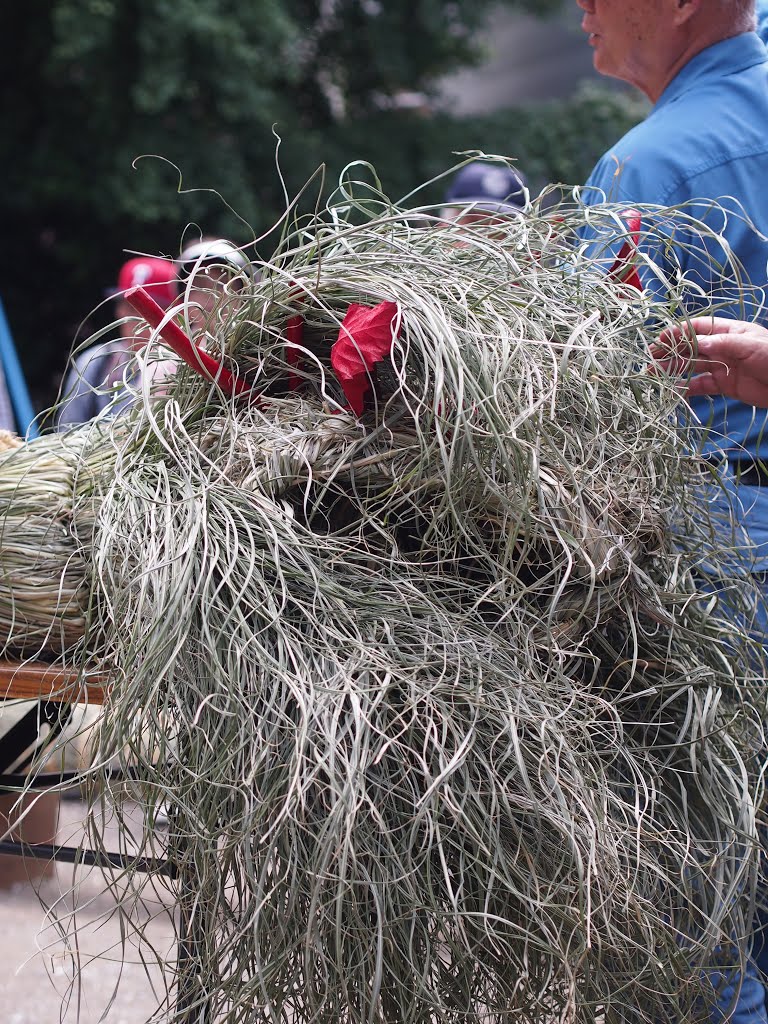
[124,286,251,396]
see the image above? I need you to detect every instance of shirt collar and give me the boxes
[654,32,767,112]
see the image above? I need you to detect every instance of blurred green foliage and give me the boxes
[323,85,649,209]
[0,0,645,409]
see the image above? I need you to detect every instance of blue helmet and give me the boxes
[443,162,527,213]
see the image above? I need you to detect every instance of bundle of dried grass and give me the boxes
[6,169,768,1023]
[0,427,116,658]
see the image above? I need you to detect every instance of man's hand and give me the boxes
[652,318,768,409]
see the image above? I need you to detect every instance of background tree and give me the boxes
[0,0,643,411]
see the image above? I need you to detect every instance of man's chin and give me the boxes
[593,50,616,78]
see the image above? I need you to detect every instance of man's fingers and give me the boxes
[649,334,736,389]
[686,372,720,397]
[647,343,667,363]
[693,335,750,364]
[656,318,729,348]
[682,317,738,338]
[648,341,693,376]
[652,322,768,405]
[654,319,746,363]
[652,335,739,371]
[656,325,683,347]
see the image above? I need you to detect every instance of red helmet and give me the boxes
[116,257,177,308]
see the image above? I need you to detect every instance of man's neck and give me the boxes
[643,27,747,103]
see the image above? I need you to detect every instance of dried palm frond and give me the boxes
[9,167,768,1024]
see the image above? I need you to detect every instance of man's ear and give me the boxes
[670,0,701,27]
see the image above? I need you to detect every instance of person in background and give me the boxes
[575,0,768,1019]
[177,238,249,336]
[57,256,178,428]
[441,161,527,227]
[55,255,178,818]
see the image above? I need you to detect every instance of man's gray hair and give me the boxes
[720,0,757,32]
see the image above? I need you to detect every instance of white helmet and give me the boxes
[177,238,249,280]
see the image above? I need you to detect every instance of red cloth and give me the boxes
[608,210,642,293]
[330,301,400,414]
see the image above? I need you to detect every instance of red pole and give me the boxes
[124,286,251,397]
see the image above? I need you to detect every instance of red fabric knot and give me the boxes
[608,209,642,293]
[330,301,400,415]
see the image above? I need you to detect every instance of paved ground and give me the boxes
[0,798,176,1023]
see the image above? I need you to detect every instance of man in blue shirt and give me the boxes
[576,1,768,1020]
[578,2,768,564]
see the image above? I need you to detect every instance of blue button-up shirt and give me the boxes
[759,1,768,45]
[582,32,768,567]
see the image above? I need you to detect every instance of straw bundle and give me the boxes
[8,173,768,1023]
[0,427,117,658]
